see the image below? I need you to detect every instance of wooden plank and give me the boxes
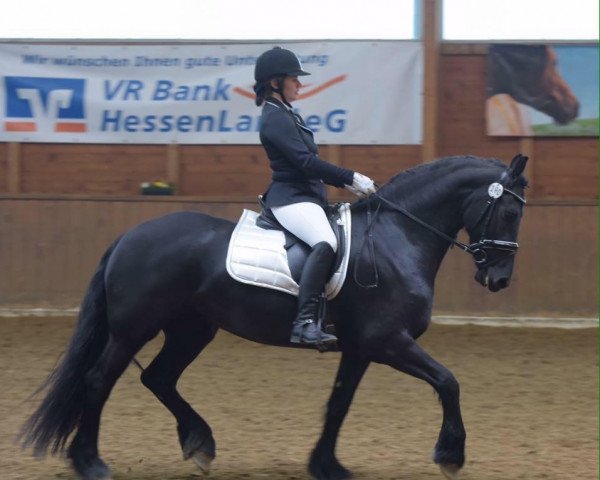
[7,142,21,194]
[324,145,342,166]
[166,143,180,188]
[532,139,598,199]
[180,145,265,173]
[20,144,166,194]
[178,172,270,197]
[342,145,421,182]
[0,143,7,192]
[440,43,488,55]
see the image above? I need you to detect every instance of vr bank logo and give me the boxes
[4,77,87,133]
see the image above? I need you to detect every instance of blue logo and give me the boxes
[4,76,87,133]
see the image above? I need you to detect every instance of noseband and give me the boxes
[354,174,526,288]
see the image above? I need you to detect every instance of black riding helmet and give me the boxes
[254,47,311,82]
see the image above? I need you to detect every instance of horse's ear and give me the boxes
[507,153,528,179]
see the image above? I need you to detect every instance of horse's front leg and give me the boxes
[309,352,370,480]
[374,331,466,480]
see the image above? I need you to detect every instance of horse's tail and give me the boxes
[19,238,120,457]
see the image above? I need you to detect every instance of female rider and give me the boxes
[254,47,376,346]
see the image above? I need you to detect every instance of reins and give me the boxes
[353,197,382,288]
[376,194,472,252]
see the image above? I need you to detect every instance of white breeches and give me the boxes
[271,202,338,252]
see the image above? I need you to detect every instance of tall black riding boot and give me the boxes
[290,241,338,345]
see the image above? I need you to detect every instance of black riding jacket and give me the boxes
[259,97,354,208]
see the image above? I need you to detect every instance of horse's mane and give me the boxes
[379,155,506,191]
[350,155,528,213]
[352,155,526,212]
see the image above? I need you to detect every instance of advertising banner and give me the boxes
[0,41,423,144]
[486,44,598,136]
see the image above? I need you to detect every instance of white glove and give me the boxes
[346,172,376,197]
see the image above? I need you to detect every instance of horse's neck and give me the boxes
[381,168,472,238]
[368,165,483,277]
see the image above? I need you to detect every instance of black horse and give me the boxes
[21,154,528,480]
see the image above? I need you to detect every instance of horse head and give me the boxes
[488,45,579,126]
[462,154,528,292]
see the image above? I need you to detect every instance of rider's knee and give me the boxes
[321,234,337,253]
[327,239,338,253]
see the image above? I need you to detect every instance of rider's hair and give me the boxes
[254,76,286,107]
[253,80,270,106]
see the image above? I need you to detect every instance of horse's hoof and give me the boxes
[69,454,113,480]
[440,463,460,480]
[308,452,352,480]
[96,474,113,480]
[191,451,213,475]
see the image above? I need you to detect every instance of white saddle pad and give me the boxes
[226,204,352,299]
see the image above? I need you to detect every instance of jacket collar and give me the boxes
[264,96,313,136]
[265,96,293,112]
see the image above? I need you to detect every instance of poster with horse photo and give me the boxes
[486,44,598,136]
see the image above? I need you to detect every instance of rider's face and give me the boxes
[282,76,302,102]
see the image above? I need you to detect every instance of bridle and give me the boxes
[354,172,526,288]
[464,174,526,267]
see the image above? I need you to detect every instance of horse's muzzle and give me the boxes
[488,276,510,292]
[474,268,510,292]
[550,95,579,125]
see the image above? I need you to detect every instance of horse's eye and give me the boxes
[504,210,518,221]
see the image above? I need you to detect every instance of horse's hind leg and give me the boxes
[67,336,143,480]
[140,318,218,473]
[374,332,466,480]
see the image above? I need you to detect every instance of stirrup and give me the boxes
[290,319,314,344]
[290,319,337,345]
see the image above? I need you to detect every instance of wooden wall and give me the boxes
[0,196,254,306]
[0,49,597,316]
[0,143,424,199]
[0,53,596,201]
[434,203,598,317]
[0,196,596,317]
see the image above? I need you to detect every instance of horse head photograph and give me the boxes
[486,44,580,135]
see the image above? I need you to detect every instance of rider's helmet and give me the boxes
[254,47,311,82]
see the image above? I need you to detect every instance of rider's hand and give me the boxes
[346,172,376,197]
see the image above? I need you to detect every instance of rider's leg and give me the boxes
[291,241,336,344]
[272,202,338,345]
